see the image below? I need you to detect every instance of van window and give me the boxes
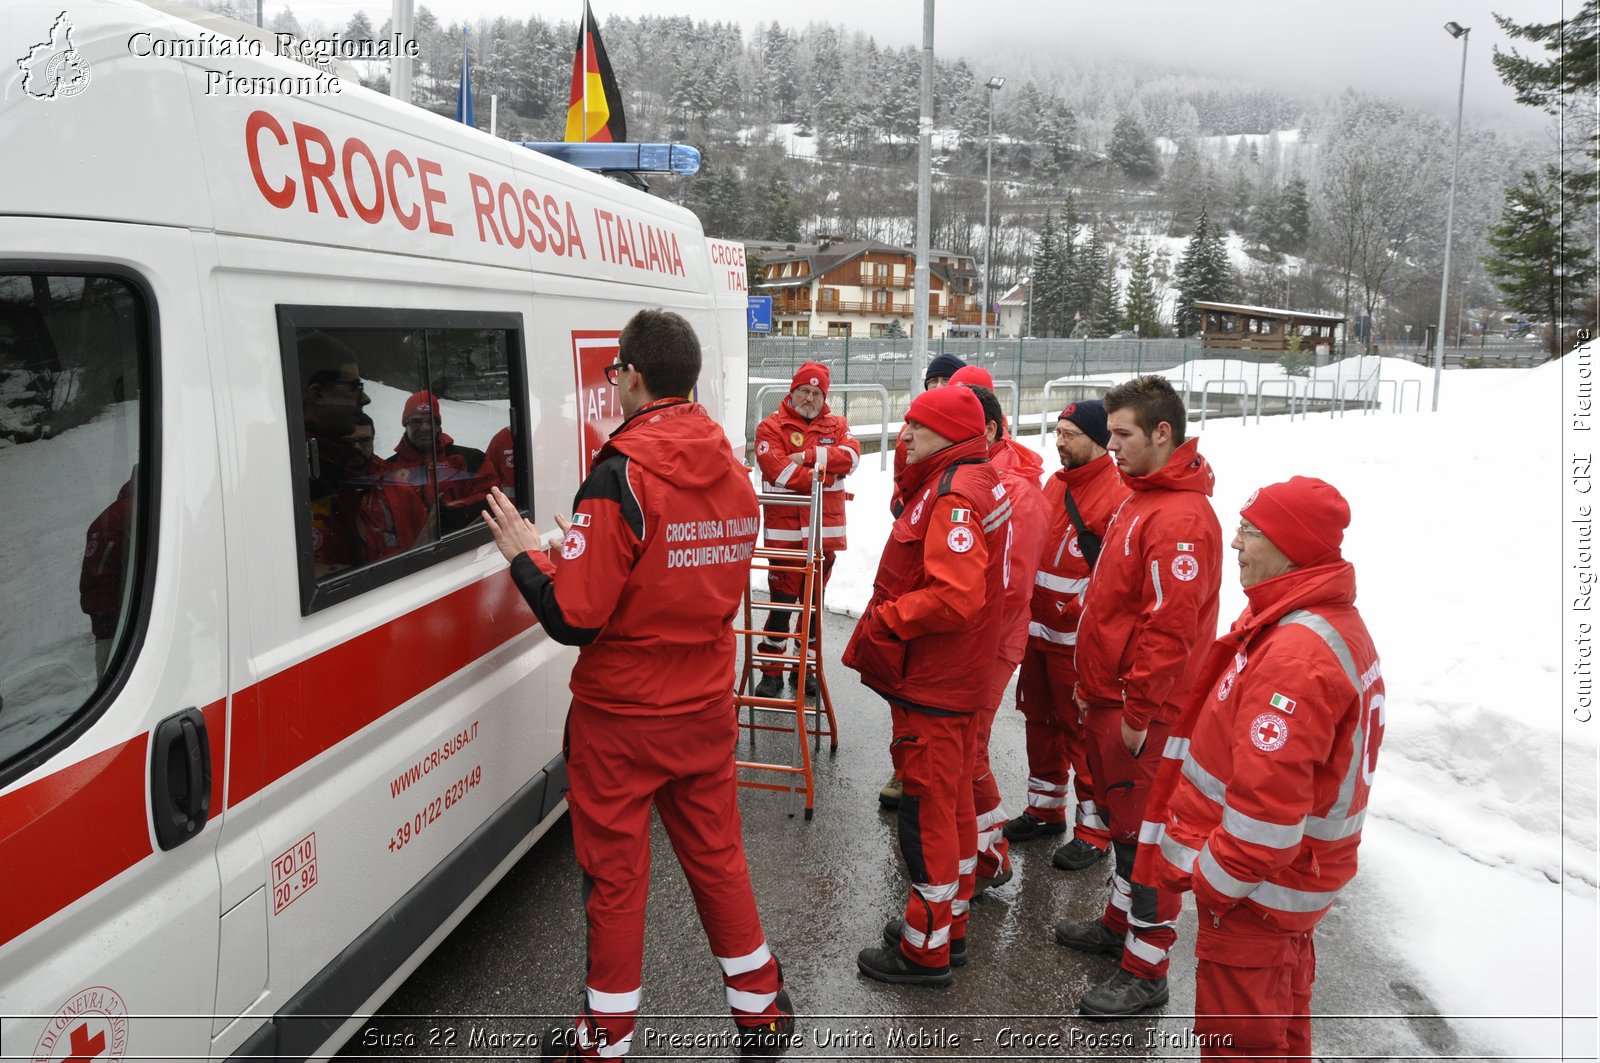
[0,271,149,772]
[279,309,525,613]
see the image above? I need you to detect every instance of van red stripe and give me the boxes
[228,574,535,806]
[0,573,536,948]
[0,738,152,948]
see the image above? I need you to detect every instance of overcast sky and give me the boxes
[271,0,1571,129]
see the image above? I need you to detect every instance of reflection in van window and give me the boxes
[0,273,146,769]
[289,320,519,586]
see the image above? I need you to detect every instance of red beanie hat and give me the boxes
[402,390,441,426]
[949,365,994,389]
[906,385,985,443]
[1240,476,1351,567]
[791,361,830,394]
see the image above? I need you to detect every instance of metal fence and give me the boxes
[744,336,1548,451]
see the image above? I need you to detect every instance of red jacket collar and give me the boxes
[779,395,831,422]
[1059,451,1115,488]
[896,435,990,498]
[1125,437,1215,497]
[1236,561,1358,637]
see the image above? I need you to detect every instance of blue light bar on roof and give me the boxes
[518,142,702,176]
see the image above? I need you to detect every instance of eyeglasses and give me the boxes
[1237,522,1265,538]
[1056,425,1084,440]
[604,361,628,386]
[328,377,366,393]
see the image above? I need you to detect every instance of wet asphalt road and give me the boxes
[338,609,1479,1062]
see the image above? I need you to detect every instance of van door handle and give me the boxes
[151,708,212,851]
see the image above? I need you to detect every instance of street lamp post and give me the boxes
[982,76,1005,342]
[1433,21,1469,412]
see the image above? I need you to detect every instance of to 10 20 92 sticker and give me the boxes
[272,832,318,915]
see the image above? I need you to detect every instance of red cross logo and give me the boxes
[947,526,975,553]
[1250,712,1289,752]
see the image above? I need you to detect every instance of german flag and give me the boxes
[565,1,625,143]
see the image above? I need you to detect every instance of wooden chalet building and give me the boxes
[1193,301,1345,355]
[748,238,994,339]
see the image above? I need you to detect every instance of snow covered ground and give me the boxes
[774,354,1597,1056]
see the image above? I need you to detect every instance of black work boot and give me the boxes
[753,673,784,699]
[537,1026,581,1061]
[737,987,797,1060]
[857,944,953,987]
[1001,813,1067,842]
[1052,837,1110,870]
[882,919,967,967]
[802,672,819,698]
[1079,968,1170,1019]
[1054,917,1125,956]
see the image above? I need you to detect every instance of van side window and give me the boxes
[281,310,525,613]
[0,272,149,771]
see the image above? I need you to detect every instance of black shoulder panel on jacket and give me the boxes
[575,454,645,541]
[508,553,602,646]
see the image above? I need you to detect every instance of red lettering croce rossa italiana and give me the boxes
[246,110,452,236]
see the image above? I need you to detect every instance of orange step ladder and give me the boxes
[734,476,839,819]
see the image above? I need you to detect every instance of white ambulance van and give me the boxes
[0,2,749,1059]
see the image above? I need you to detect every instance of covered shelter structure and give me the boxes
[1193,301,1344,355]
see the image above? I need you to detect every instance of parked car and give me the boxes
[1107,331,1139,339]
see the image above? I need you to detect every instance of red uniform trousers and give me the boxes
[972,657,1015,879]
[1083,704,1181,980]
[889,702,978,967]
[565,697,783,1058]
[1193,908,1317,1061]
[1015,650,1109,847]
[758,552,836,678]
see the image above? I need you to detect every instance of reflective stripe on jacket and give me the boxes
[1073,438,1223,729]
[1028,453,1126,655]
[1134,561,1384,933]
[755,398,860,551]
[843,436,1009,713]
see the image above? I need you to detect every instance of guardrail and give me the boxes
[990,380,1018,428]
[1039,377,1116,443]
[1198,378,1251,428]
[1303,378,1345,416]
[752,383,891,470]
[1255,378,1306,424]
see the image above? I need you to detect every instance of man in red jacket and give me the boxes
[957,380,1049,894]
[481,309,793,1062]
[1135,477,1382,1061]
[1001,401,1125,875]
[390,391,493,534]
[878,355,969,810]
[1057,375,1222,1020]
[842,385,1011,987]
[753,361,861,699]
[79,469,137,676]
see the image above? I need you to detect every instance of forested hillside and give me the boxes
[217,2,1585,344]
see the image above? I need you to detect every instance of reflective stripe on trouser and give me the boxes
[973,657,1014,878]
[1084,705,1180,979]
[1098,839,1181,980]
[1193,911,1317,1062]
[565,698,783,1057]
[1015,651,1109,847]
[891,702,979,967]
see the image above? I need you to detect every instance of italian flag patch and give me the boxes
[1269,692,1296,715]
[1177,542,1194,552]
[949,508,971,524]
